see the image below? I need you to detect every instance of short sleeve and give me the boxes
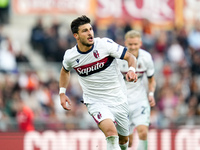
[146,54,155,77]
[62,51,72,71]
[103,38,127,59]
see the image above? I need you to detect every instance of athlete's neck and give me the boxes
[77,43,93,52]
[129,50,139,58]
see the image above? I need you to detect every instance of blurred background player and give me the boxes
[117,30,156,150]
[59,15,138,150]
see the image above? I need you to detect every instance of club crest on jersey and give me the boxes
[93,50,99,59]
[138,63,141,68]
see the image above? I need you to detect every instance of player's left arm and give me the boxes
[123,51,138,82]
[148,76,156,107]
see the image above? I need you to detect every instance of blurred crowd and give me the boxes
[0,16,200,132]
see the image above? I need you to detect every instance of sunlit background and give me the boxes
[0,0,200,149]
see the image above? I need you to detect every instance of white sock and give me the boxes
[137,140,148,150]
[119,141,129,150]
[106,136,121,150]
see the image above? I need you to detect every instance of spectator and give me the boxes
[191,51,200,75]
[141,18,155,50]
[0,37,18,72]
[155,30,168,56]
[167,40,185,65]
[30,17,45,53]
[15,50,29,63]
[188,19,200,52]
[43,26,59,61]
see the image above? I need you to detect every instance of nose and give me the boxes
[88,30,93,35]
[131,45,136,50]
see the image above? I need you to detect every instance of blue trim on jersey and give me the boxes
[76,44,94,54]
[120,47,127,59]
[147,74,154,78]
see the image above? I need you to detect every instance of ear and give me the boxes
[73,33,79,40]
[140,40,143,47]
[124,40,128,47]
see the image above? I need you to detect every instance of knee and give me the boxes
[138,130,148,140]
[98,119,118,137]
[119,136,129,145]
[105,128,118,137]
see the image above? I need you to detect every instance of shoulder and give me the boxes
[63,46,77,62]
[139,49,154,64]
[94,37,115,49]
[95,37,114,43]
[64,45,77,56]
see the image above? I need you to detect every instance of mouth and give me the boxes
[130,49,137,51]
[88,36,93,42]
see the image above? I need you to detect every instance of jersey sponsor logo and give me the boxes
[74,56,114,76]
[93,50,99,58]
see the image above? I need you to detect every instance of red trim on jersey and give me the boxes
[92,115,99,124]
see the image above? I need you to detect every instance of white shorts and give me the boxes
[128,100,150,134]
[86,102,129,136]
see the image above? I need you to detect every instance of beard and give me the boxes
[83,42,93,47]
[79,37,93,47]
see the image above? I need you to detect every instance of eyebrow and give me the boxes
[82,26,92,32]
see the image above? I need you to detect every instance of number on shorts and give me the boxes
[141,106,146,114]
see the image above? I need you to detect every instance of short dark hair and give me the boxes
[71,15,91,34]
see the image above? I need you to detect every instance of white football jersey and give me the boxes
[117,49,155,104]
[62,37,127,106]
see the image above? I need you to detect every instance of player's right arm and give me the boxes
[123,51,138,82]
[59,67,72,110]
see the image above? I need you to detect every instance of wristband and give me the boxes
[149,92,154,96]
[128,67,136,73]
[59,87,66,94]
